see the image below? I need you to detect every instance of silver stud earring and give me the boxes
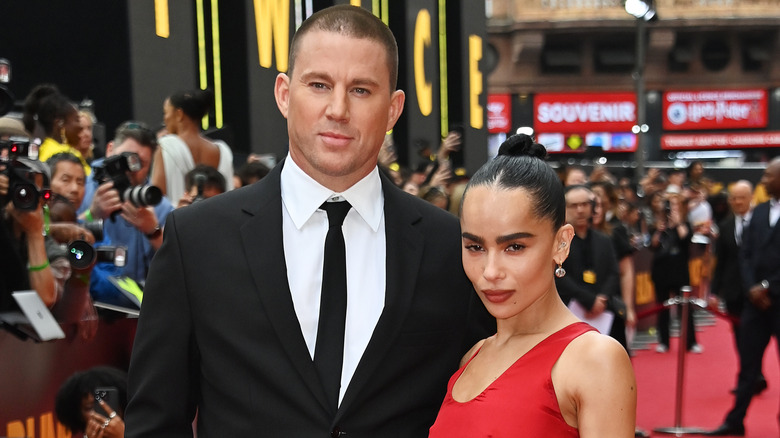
[555,264,566,278]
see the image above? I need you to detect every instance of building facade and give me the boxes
[486,0,780,178]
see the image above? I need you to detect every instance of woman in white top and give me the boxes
[151,89,233,203]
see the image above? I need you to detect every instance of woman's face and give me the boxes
[62,106,82,146]
[78,114,93,153]
[162,98,179,134]
[460,185,570,321]
[592,195,604,227]
[650,193,666,213]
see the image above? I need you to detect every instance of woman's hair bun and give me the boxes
[497,133,547,159]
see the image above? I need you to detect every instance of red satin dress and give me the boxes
[429,322,596,438]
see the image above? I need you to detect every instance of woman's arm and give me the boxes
[149,147,167,196]
[557,333,637,437]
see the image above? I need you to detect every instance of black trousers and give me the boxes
[724,300,780,427]
[654,282,697,349]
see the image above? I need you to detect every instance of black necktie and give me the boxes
[315,200,351,413]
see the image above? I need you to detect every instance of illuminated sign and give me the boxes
[661,131,780,150]
[534,92,636,133]
[663,89,767,131]
[487,94,511,133]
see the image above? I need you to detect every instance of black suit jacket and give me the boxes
[556,229,620,310]
[712,214,746,306]
[125,162,491,438]
[740,201,780,299]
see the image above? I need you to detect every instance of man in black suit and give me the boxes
[711,180,766,395]
[556,185,625,350]
[707,158,780,436]
[124,6,489,438]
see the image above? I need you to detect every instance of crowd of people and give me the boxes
[2,3,779,437]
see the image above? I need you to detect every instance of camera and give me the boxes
[0,150,52,211]
[0,138,30,161]
[191,171,207,204]
[67,240,126,270]
[92,152,162,208]
[82,219,104,242]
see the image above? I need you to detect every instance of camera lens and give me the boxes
[12,182,39,210]
[124,185,162,207]
[67,240,96,270]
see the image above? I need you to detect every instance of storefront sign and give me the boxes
[661,131,780,150]
[663,89,767,131]
[534,92,636,133]
[487,93,511,133]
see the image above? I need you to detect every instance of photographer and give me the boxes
[176,164,226,208]
[0,156,57,308]
[78,122,173,285]
[46,153,96,245]
[648,187,701,354]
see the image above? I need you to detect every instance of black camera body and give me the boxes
[1,142,51,211]
[92,152,162,208]
[67,240,127,270]
[191,171,208,204]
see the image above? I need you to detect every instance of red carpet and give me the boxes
[633,315,779,437]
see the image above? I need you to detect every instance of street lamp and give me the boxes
[625,0,656,179]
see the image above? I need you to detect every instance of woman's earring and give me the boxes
[60,127,67,144]
[555,263,566,278]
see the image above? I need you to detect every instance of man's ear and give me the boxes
[274,73,291,119]
[104,141,115,156]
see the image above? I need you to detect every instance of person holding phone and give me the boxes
[54,366,127,438]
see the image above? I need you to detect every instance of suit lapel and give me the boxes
[337,175,425,418]
[754,203,779,248]
[238,161,331,413]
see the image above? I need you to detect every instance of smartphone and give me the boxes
[93,386,120,415]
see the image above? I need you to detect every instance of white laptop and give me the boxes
[3,290,66,341]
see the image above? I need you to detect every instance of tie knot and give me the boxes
[321,201,352,228]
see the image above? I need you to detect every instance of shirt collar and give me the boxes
[280,153,384,231]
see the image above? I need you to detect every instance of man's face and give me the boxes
[274,30,405,192]
[727,184,752,216]
[761,161,780,199]
[50,161,86,207]
[110,138,153,186]
[565,187,593,229]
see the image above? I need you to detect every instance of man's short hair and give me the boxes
[112,121,158,152]
[185,164,226,194]
[46,152,84,178]
[288,5,399,90]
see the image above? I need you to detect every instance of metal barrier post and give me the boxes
[654,286,706,436]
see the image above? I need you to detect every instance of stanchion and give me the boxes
[654,286,707,436]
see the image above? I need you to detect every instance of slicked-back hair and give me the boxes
[463,135,565,231]
[288,5,399,91]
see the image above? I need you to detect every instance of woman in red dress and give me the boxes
[429,134,636,437]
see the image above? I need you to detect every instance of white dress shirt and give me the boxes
[769,198,780,228]
[280,155,386,405]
